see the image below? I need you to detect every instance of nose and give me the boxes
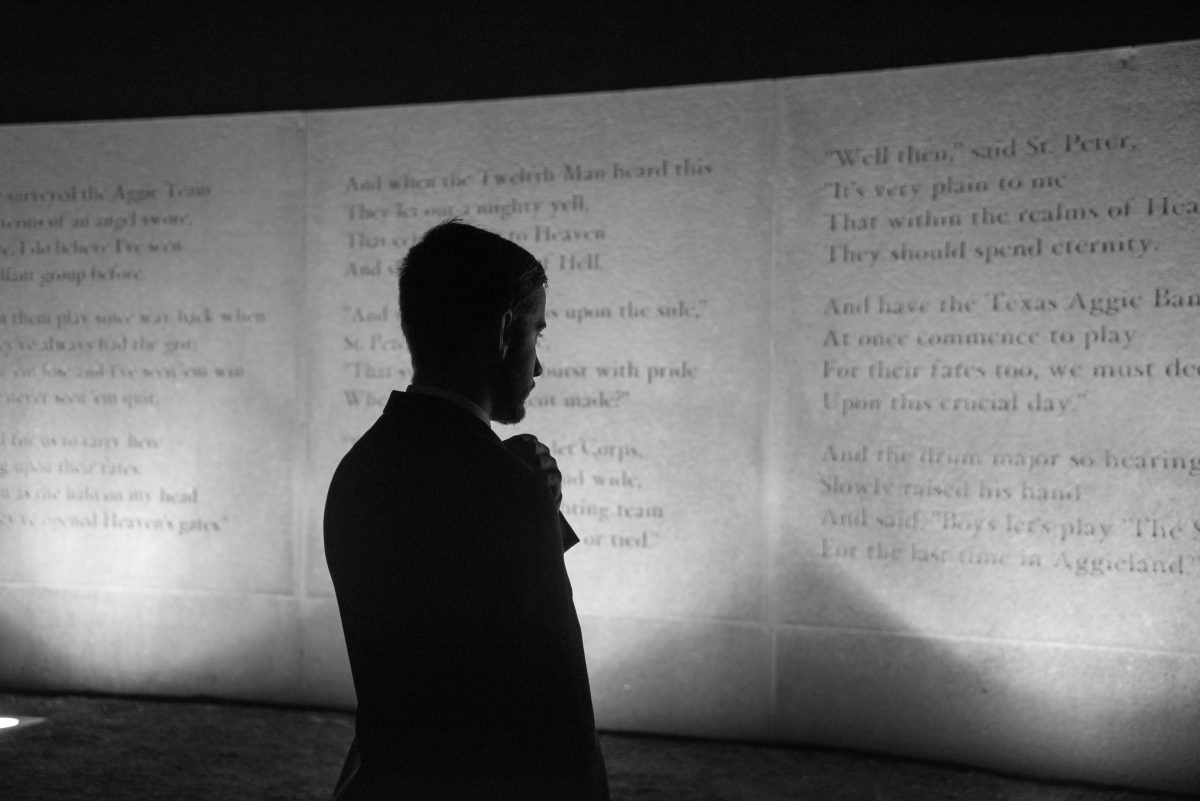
[533,356,542,378]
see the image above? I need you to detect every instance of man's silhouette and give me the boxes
[324,220,609,799]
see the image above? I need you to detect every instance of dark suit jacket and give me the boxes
[324,390,609,800]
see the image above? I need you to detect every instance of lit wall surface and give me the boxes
[1,42,1197,793]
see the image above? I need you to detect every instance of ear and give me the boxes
[497,309,514,359]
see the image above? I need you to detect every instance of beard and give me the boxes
[490,353,535,425]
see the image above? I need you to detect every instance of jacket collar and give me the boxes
[404,384,491,429]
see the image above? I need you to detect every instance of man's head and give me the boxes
[399,220,547,423]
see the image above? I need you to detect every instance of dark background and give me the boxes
[1,1,1198,125]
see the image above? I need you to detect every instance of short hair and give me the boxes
[399,219,547,372]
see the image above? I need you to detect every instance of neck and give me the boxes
[411,373,493,419]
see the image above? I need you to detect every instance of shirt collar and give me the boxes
[405,384,491,429]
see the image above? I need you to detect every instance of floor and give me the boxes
[0,692,1191,800]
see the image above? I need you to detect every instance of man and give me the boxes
[324,220,609,799]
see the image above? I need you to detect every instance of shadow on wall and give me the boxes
[0,591,58,693]
[0,586,342,706]
[770,556,1199,794]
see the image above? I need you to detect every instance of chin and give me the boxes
[491,373,533,424]
[494,406,526,425]
[492,395,527,425]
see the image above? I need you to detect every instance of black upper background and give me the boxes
[1,1,1197,124]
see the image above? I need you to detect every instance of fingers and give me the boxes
[501,435,562,507]
[502,433,540,462]
[503,434,552,467]
[531,445,555,472]
[507,433,539,448]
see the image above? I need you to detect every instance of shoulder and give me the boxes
[325,391,549,531]
[333,392,496,476]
